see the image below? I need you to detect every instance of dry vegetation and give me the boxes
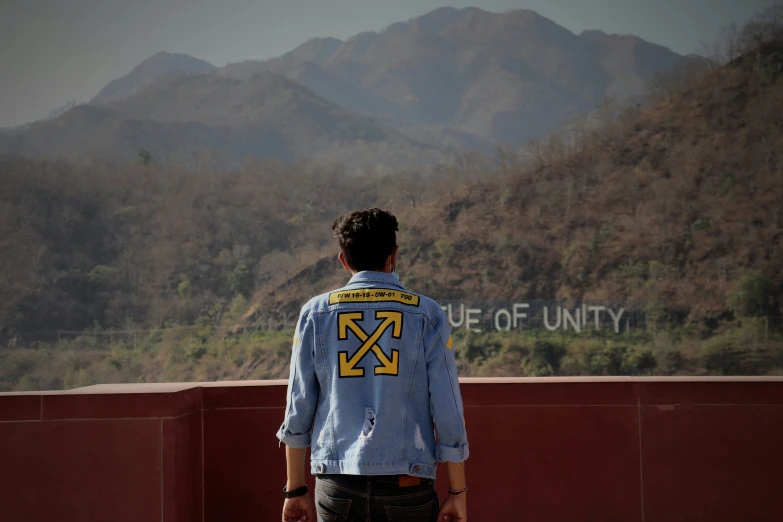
[1,7,782,390]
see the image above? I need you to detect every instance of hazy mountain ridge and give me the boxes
[0,103,290,165]
[1,70,446,168]
[2,6,686,167]
[80,7,684,150]
[229,6,685,145]
[92,51,217,105]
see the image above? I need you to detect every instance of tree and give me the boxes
[727,270,775,318]
[493,144,517,175]
[137,148,153,166]
[739,2,783,52]
[229,263,254,297]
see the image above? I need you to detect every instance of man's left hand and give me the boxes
[282,493,316,522]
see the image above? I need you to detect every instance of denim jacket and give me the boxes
[276,271,469,479]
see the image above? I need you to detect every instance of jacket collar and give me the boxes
[346,271,405,290]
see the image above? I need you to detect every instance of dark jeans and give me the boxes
[315,474,439,522]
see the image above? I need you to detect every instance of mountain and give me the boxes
[0,72,445,168]
[92,52,217,105]
[289,37,344,64]
[212,57,406,123]
[221,7,685,147]
[580,30,688,96]
[238,37,783,326]
[2,7,688,167]
[110,71,445,163]
[0,104,288,165]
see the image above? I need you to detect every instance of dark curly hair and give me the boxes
[331,208,399,272]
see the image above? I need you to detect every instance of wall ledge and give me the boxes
[2,376,782,398]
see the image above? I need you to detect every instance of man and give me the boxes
[277,208,469,522]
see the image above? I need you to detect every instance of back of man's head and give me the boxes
[331,208,398,272]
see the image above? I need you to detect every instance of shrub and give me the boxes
[458,332,502,363]
[560,338,626,376]
[620,262,647,280]
[87,265,122,288]
[622,346,657,375]
[727,270,775,318]
[185,342,208,363]
[17,374,39,391]
[702,319,772,375]
[226,294,250,323]
[530,339,567,373]
[229,263,254,297]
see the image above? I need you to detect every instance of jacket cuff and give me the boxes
[276,426,312,448]
[436,442,469,462]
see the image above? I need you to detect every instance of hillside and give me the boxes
[2,36,783,390]
[239,38,783,327]
[92,52,217,105]
[0,104,287,165]
[0,72,445,168]
[223,6,685,146]
[2,39,780,336]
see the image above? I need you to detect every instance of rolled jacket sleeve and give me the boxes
[276,306,319,448]
[425,313,469,462]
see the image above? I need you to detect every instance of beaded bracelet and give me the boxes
[448,486,468,495]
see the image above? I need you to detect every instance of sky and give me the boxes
[0,0,772,128]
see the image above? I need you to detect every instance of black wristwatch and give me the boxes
[283,485,308,499]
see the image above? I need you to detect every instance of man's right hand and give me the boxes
[282,493,316,522]
[438,493,467,522]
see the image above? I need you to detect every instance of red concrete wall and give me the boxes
[1,377,782,522]
[0,384,203,522]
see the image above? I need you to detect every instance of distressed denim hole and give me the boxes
[358,407,376,445]
[414,424,426,451]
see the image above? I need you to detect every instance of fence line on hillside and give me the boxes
[0,325,218,350]
[3,309,782,350]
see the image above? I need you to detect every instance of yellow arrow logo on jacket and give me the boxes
[338,311,402,377]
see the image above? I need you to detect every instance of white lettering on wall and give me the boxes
[562,308,581,333]
[543,306,561,331]
[438,302,637,334]
[512,303,529,329]
[588,306,605,330]
[494,309,512,331]
[465,308,481,332]
[445,304,465,328]
[608,308,625,334]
